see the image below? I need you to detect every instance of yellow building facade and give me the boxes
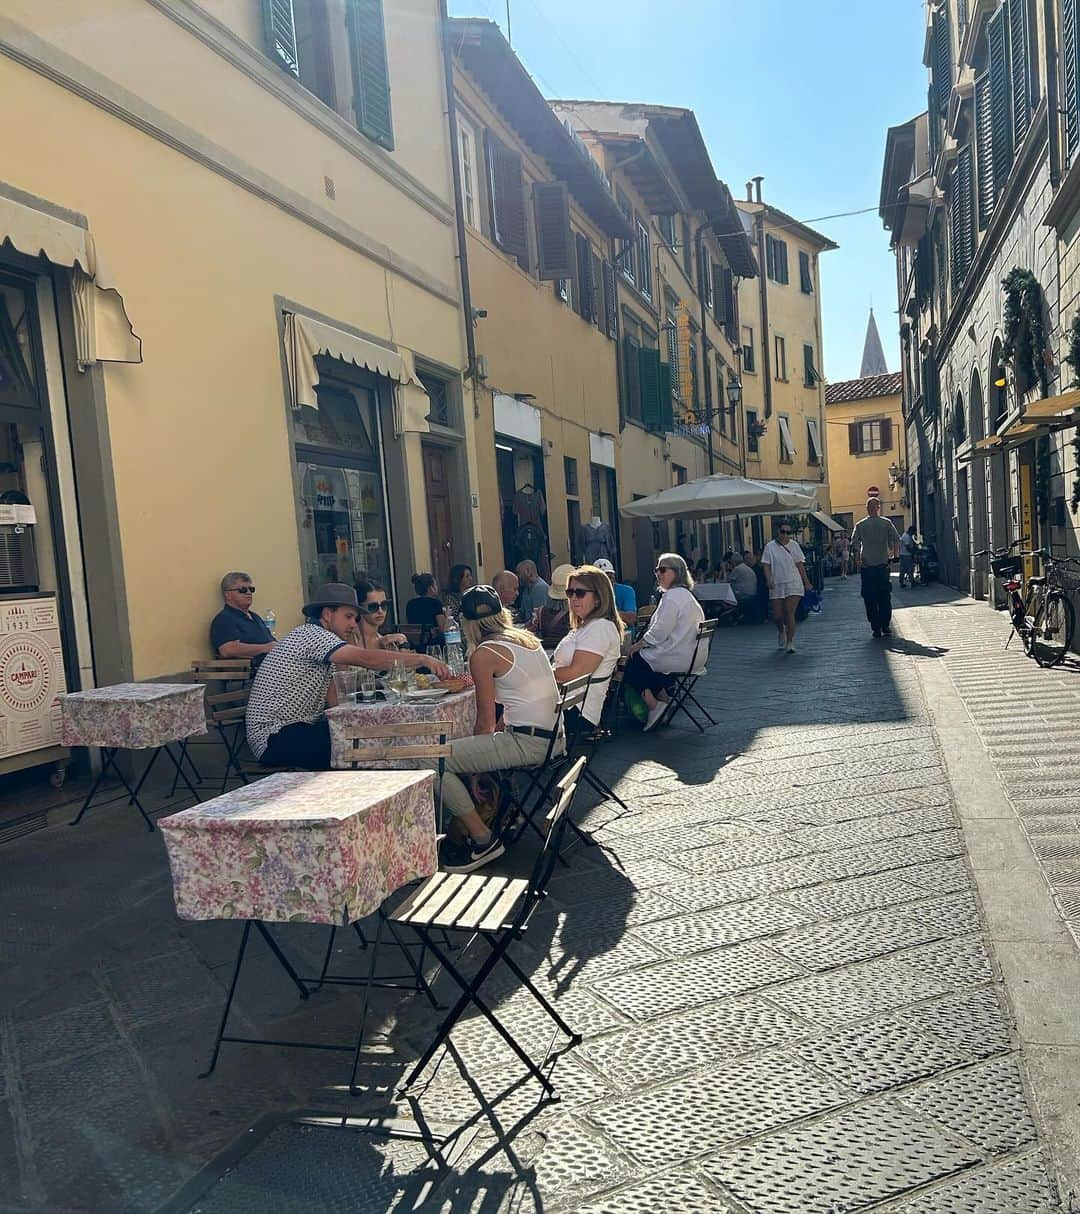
[735,193,836,548]
[823,374,908,535]
[0,0,470,704]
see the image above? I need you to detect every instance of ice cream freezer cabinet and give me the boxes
[0,592,69,779]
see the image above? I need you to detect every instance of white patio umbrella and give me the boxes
[620,474,819,521]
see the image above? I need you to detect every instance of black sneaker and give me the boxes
[872,629,882,638]
[441,834,505,874]
[881,627,892,636]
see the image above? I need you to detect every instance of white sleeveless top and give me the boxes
[478,639,559,730]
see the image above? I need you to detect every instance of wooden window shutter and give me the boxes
[799,250,813,293]
[803,343,815,387]
[988,7,1014,190]
[486,132,528,266]
[928,83,942,163]
[1007,0,1030,150]
[261,0,300,76]
[576,233,593,322]
[949,145,974,294]
[533,183,573,281]
[975,71,995,227]
[881,417,893,451]
[346,0,393,149]
[932,11,951,115]
[639,346,662,431]
[765,235,775,280]
[848,422,861,454]
[659,360,674,433]
[590,251,602,327]
[602,260,617,339]
[622,335,640,419]
[1065,0,1080,164]
[712,262,725,322]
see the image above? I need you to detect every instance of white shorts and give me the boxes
[770,579,803,601]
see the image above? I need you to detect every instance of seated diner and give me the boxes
[441,563,475,619]
[210,571,275,665]
[552,565,624,729]
[625,552,705,732]
[438,585,562,875]
[245,583,449,770]
[405,572,447,646]
[595,558,637,625]
[348,580,408,650]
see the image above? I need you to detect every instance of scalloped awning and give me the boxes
[0,191,141,367]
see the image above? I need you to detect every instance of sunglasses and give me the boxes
[362,600,389,613]
[779,530,792,536]
[230,585,255,594]
[566,587,593,599]
[655,565,674,574]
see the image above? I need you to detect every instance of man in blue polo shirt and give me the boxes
[210,571,275,665]
[595,558,637,625]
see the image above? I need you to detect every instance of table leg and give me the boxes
[162,742,202,804]
[254,922,310,1001]
[200,920,251,1078]
[127,747,164,830]
[69,748,143,827]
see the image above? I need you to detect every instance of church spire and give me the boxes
[860,308,889,377]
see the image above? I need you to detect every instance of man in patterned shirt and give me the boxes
[245,583,449,770]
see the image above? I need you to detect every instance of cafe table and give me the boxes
[693,582,738,607]
[327,688,476,769]
[159,769,438,1080]
[61,682,205,830]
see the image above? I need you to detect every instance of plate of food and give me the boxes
[403,687,450,701]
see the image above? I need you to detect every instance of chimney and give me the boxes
[745,181,753,202]
[753,176,764,204]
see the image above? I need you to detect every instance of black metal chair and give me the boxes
[657,619,718,733]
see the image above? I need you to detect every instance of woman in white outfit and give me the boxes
[762,522,812,653]
[552,565,625,729]
[625,553,705,732]
[438,585,561,874]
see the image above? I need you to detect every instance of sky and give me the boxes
[447,0,929,382]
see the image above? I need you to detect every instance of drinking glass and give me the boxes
[388,661,410,702]
[427,644,446,669]
[332,669,358,704]
[359,669,377,701]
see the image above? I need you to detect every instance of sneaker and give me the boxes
[643,701,668,732]
[872,629,882,638]
[441,834,505,874]
[881,627,892,637]
[786,642,796,653]
[777,630,786,649]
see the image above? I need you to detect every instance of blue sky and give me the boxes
[448,0,929,382]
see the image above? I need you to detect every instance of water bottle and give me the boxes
[264,609,277,638]
[443,611,463,670]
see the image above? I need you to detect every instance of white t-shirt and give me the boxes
[899,531,916,556]
[762,539,806,588]
[552,618,622,724]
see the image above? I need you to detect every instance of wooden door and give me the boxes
[423,445,455,590]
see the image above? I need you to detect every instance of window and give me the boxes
[716,363,728,436]
[658,213,677,248]
[803,343,818,388]
[556,277,572,306]
[806,417,822,465]
[742,325,756,373]
[575,233,595,323]
[418,371,451,427]
[774,334,787,381]
[485,131,529,270]
[1064,0,1080,165]
[636,220,652,300]
[564,456,579,496]
[665,292,682,401]
[672,463,688,486]
[617,190,635,284]
[458,117,480,229]
[622,312,642,422]
[699,248,713,309]
[261,0,393,147]
[682,216,694,280]
[849,418,894,454]
[765,234,789,284]
[778,414,795,463]
[533,181,573,280]
[746,408,760,455]
[601,260,618,339]
[798,250,814,294]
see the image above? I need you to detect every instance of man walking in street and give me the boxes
[851,498,901,638]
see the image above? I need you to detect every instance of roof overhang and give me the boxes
[450,21,633,240]
[880,115,920,230]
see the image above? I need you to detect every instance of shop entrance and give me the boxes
[495,439,549,578]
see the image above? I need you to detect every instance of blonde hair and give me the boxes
[567,566,625,640]
[460,607,540,653]
[657,552,694,590]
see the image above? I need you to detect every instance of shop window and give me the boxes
[564,456,579,496]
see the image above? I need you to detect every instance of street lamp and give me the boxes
[725,375,742,413]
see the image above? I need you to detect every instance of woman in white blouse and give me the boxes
[551,565,625,728]
[625,552,705,732]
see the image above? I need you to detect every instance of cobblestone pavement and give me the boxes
[0,579,1068,1212]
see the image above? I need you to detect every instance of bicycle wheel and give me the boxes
[1031,592,1075,667]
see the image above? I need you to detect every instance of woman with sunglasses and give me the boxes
[625,552,704,732]
[348,580,408,650]
[762,522,812,653]
[552,566,625,728]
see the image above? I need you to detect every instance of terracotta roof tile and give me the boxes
[824,372,903,405]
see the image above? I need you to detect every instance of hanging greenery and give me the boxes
[1064,312,1080,388]
[1001,267,1049,398]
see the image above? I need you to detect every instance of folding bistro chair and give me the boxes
[631,604,657,642]
[170,659,253,796]
[566,657,628,814]
[317,721,451,996]
[658,619,718,733]
[388,757,587,1098]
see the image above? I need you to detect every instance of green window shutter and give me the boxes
[932,10,951,116]
[602,260,618,339]
[1007,0,1030,151]
[950,146,974,294]
[799,250,813,294]
[576,233,594,323]
[261,0,299,77]
[639,346,662,431]
[928,83,942,164]
[779,241,789,284]
[765,235,775,280]
[622,336,641,420]
[659,360,674,433]
[803,343,815,387]
[346,0,393,149]
[975,71,995,227]
[1065,0,1080,164]
[713,262,725,322]
[988,6,1014,191]
[533,182,573,280]
[485,131,529,266]
[590,251,602,328]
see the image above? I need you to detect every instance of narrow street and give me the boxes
[1,577,1076,1212]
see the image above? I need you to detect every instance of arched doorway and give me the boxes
[969,369,988,598]
[988,338,1011,603]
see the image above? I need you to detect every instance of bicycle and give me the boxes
[976,539,1078,667]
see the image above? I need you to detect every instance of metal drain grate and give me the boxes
[0,809,47,847]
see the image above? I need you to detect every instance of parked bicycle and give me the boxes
[976,539,1078,667]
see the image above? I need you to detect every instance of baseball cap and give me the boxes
[594,559,616,574]
[460,585,503,620]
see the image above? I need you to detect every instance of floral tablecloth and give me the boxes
[327,689,476,770]
[159,770,437,925]
[60,683,206,750]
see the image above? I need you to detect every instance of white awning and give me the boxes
[283,311,421,405]
[812,509,844,532]
[0,191,141,367]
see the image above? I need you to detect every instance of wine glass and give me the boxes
[388,660,410,702]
